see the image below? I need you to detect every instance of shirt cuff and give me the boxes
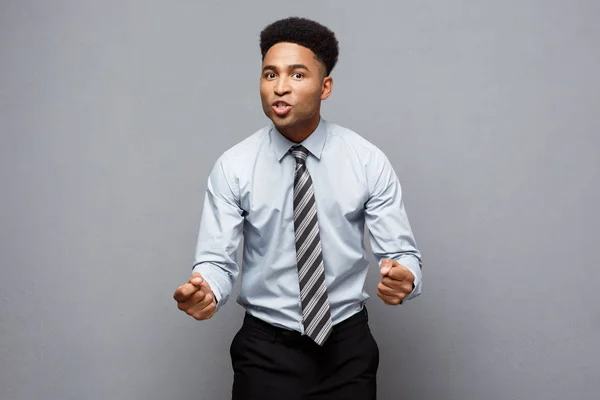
[192,263,228,312]
[381,255,422,302]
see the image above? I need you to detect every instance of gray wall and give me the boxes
[1,1,599,399]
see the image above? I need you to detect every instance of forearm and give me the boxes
[365,149,423,301]
[191,155,244,310]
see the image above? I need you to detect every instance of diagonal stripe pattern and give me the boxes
[291,145,332,346]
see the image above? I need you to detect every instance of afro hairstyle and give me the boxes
[259,17,339,76]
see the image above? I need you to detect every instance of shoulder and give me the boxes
[207,125,271,177]
[205,126,270,196]
[204,125,269,185]
[219,126,270,164]
[325,121,388,163]
[324,121,398,193]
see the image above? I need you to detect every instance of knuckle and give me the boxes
[192,311,205,320]
[205,299,216,311]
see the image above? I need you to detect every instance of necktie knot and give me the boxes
[291,145,309,164]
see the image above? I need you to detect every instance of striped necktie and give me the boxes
[291,145,333,346]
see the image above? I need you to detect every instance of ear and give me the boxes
[321,76,333,100]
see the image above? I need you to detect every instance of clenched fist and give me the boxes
[377,259,415,305]
[173,273,217,320]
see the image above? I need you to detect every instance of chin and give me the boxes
[270,116,294,130]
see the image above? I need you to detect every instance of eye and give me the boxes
[292,73,304,79]
[264,72,276,79]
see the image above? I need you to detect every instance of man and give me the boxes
[173,16,422,399]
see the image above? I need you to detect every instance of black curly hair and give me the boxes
[259,17,339,76]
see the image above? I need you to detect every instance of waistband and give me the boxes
[242,307,369,343]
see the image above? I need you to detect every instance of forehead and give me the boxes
[262,42,319,67]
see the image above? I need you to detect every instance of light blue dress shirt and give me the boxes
[192,118,422,333]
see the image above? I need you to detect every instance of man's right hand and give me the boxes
[173,273,217,320]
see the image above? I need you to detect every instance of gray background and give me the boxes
[1,0,599,399]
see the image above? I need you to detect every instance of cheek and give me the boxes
[259,92,272,110]
[297,86,322,107]
[259,85,268,100]
[259,81,272,97]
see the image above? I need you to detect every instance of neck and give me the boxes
[278,114,321,143]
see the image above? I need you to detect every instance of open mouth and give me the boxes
[272,101,292,116]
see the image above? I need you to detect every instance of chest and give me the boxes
[238,155,369,224]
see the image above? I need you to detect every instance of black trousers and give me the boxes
[230,308,379,400]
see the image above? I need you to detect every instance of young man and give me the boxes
[173,17,422,399]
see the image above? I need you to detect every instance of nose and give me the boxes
[274,77,291,96]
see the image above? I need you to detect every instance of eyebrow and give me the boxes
[262,64,311,72]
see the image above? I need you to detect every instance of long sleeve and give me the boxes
[364,150,423,301]
[192,155,245,310]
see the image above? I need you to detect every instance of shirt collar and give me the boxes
[270,118,327,161]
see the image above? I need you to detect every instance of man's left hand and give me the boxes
[377,259,415,305]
